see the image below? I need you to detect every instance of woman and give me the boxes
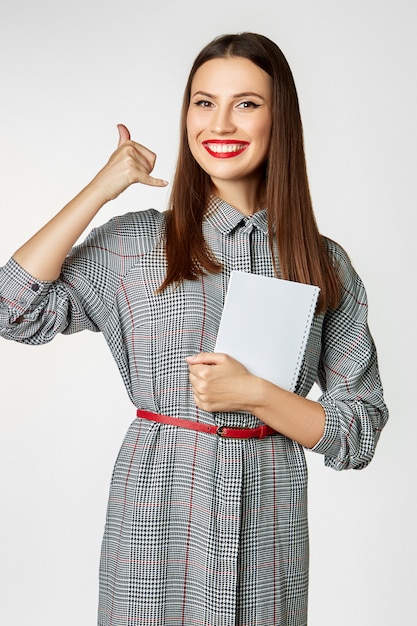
[0,33,388,625]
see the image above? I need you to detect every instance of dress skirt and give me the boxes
[98,417,309,626]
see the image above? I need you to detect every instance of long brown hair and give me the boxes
[161,32,340,313]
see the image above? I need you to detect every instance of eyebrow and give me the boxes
[191,90,266,100]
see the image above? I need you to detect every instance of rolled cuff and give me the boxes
[0,258,52,323]
[309,400,342,458]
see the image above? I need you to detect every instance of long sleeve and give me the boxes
[311,241,388,470]
[0,209,164,346]
[0,255,98,343]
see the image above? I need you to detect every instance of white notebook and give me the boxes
[214,271,320,391]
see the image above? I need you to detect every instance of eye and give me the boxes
[194,100,214,108]
[237,101,261,109]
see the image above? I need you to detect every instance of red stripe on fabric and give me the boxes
[199,276,207,353]
[108,420,143,626]
[120,278,141,381]
[181,430,199,623]
[343,284,368,307]
[325,328,367,394]
[87,244,144,259]
[182,277,207,619]
[271,440,277,624]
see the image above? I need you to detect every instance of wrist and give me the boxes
[243,374,269,414]
[84,176,114,206]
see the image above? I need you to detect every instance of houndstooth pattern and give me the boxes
[0,196,388,625]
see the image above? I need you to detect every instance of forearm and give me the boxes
[187,352,326,448]
[13,180,107,281]
[244,376,325,449]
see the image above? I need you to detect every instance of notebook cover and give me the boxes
[214,271,320,391]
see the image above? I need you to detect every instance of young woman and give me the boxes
[0,33,388,626]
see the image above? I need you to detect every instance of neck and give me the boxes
[210,176,265,216]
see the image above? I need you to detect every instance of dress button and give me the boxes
[30,283,40,292]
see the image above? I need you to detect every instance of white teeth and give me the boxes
[205,143,246,153]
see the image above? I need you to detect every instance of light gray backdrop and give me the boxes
[0,1,415,624]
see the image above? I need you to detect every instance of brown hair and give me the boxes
[160,32,340,313]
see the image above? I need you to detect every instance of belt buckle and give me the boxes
[216,425,246,438]
[216,426,227,437]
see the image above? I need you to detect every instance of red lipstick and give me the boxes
[202,140,249,158]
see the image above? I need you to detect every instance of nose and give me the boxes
[210,106,237,135]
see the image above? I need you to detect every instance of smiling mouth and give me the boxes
[202,140,249,158]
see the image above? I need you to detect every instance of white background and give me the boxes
[0,1,415,624]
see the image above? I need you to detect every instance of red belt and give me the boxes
[136,409,277,439]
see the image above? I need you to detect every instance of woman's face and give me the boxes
[186,56,273,194]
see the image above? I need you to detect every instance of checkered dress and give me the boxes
[0,196,388,625]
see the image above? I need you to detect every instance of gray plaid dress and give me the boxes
[0,196,388,625]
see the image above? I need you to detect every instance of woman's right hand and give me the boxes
[91,124,168,202]
[12,124,168,281]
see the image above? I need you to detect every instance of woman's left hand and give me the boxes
[186,352,257,413]
[187,352,326,448]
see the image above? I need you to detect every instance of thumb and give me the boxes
[117,123,131,147]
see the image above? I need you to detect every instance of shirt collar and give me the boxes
[205,195,268,235]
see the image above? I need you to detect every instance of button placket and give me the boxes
[233,220,254,273]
